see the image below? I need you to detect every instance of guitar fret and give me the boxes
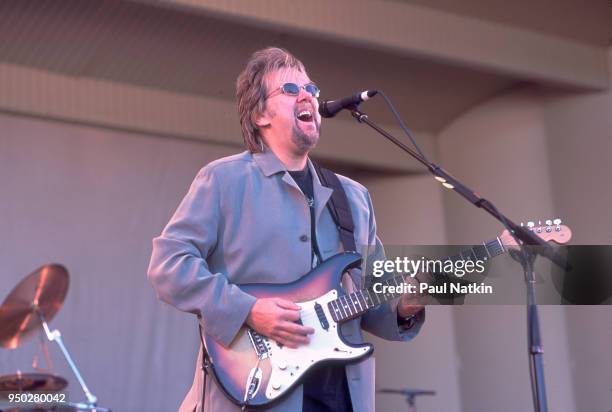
[439,240,500,273]
[381,279,389,301]
[483,241,494,257]
[336,298,347,321]
[336,297,348,320]
[334,300,343,321]
[365,290,373,308]
[370,287,381,305]
[384,278,394,301]
[397,277,404,296]
[485,238,503,257]
[389,276,401,297]
[396,275,405,296]
[496,237,506,253]
[472,245,486,260]
[348,293,356,313]
[351,294,360,314]
[364,290,375,308]
[341,295,353,318]
[329,300,340,322]
[356,290,368,310]
[344,295,357,317]
[482,241,491,258]
[336,297,346,320]
[352,293,364,312]
[391,277,402,298]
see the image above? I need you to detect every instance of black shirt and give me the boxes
[288,166,322,265]
[288,166,353,412]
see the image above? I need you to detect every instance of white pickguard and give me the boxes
[265,289,370,400]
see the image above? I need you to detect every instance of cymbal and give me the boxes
[0,264,69,349]
[0,372,68,392]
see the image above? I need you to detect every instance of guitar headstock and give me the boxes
[500,218,572,247]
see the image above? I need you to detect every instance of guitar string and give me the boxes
[295,242,504,323]
[294,275,418,323]
[261,229,561,335]
[296,293,396,323]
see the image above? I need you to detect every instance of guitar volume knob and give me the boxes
[272,382,281,390]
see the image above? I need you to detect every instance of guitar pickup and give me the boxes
[314,302,329,330]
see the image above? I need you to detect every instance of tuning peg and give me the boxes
[520,222,524,227]
[553,218,562,225]
[545,219,553,232]
[527,221,535,229]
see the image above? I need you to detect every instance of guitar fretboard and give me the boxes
[327,238,505,323]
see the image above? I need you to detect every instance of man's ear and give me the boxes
[254,111,271,128]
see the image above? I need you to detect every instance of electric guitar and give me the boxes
[203,219,572,408]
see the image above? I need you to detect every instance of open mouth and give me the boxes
[296,109,314,122]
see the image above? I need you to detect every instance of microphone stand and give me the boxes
[348,106,569,412]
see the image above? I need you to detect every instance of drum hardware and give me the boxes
[0,264,110,411]
[32,330,54,373]
[378,388,437,412]
[0,372,68,392]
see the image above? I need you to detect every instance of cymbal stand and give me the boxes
[32,331,54,372]
[36,307,98,407]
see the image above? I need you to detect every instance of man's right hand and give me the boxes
[246,298,315,349]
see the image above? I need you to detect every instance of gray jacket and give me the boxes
[147,149,424,412]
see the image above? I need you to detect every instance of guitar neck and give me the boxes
[327,237,506,323]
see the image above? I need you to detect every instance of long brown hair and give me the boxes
[236,47,306,153]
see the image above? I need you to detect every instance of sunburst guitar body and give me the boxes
[203,252,369,409]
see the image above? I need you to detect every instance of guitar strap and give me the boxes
[312,162,357,253]
[198,319,209,412]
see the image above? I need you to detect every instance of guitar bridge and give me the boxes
[247,328,271,359]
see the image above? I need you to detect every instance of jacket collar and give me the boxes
[307,158,334,225]
[252,148,286,177]
[252,148,333,222]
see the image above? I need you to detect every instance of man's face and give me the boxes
[258,68,321,155]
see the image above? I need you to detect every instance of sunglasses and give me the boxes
[266,82,320,100]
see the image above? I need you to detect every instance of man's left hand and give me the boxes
[397,275,424,318]
[397,295,424,318]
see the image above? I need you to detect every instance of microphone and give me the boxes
[318,90,378,118]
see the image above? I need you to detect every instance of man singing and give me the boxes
[148,47,424,412]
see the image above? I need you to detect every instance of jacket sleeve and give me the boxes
[147,166,256,347]
[359,191,425,341]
